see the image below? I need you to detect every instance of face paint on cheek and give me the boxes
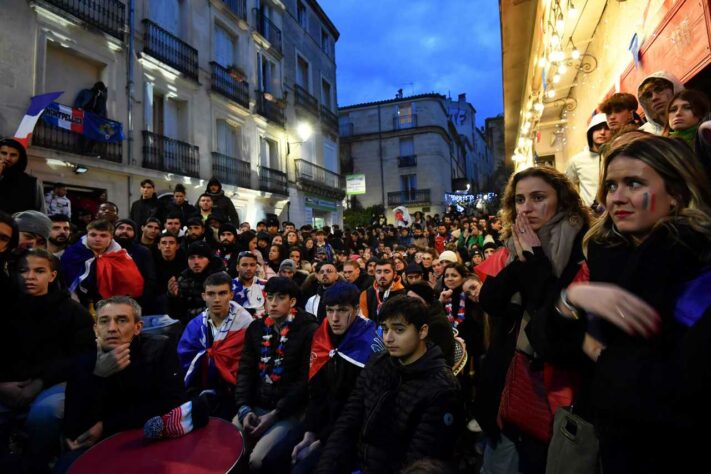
[642,192,649,210]
[650,193,656,212]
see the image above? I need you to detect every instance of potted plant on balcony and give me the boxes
[227,65,246,82]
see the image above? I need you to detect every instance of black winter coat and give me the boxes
[0,289,95,387]
[129,195,160,226]
[234,309,318,418]
[316,345,464,474]
[63,333,186,439]
[170,256,225,324]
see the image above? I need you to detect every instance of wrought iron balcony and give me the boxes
[40,0,126,40]
[387,189,431,206]
[254,9,282,53]
[142,19,198,80]
[210,62,249,109]
[256,90,285,126]
[339,122,354,137]
[397,155,417,167]
[294,84,318,116]
[320,105,338,133]
[212,152,252,188]
[142,130,199,177]
[259,165,288,195]
[32,115,123,163]
[393,113,417,130]
[221,0,246,20]
[294,159,345,200]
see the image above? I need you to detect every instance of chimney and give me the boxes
[396,89,403,99]
[458,93,466,103]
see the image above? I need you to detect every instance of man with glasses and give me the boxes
[231,251,267,318]
[305,262,342,322]
[233,277,318,473]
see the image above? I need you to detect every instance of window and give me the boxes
[400,174,417,200]
[258,54,278,93]
[323,138,337,173]
[321,78,332,110]
[396,103,416,128]
[297,1,307,28]
[46,44,104,111]
[296,55,309,89]
[399,137,414,156]
[216,120,240,158]
[260,137,280,170]
[150,0,181,35]
[214,24,235,67]
[321,29,330,56]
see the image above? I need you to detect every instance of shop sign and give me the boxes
[345,174,366,195]
[305,195,338,211]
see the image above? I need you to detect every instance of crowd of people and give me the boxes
[0,69,710,474]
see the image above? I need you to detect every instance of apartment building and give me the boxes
[339,93,469,218]
[0,0,341,226]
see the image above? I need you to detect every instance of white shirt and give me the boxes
[566,149,601,206]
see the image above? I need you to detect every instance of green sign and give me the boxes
[345,174,366,195]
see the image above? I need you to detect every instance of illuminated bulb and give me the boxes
[551,34,560,46]
[553,74,561,84]
[525,111,533,119]
[538,56,547,68]
[534,102,545,112]
[518,137,526,147]
[556,15,565,32]
[550,50,565,62]
[569,3,577,17]
[558,64,568,74]
[547,89,556,98]
[571,49,581,60]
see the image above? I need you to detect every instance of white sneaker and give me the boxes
[467,418,482,433]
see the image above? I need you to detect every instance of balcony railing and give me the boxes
[387,189,431,206]
[32,116,122,163]
[254,9,282,53]
[294,159,343,190]
[393,113,418,129]
[320,105,338,132]
[143,19,198,80]
[42,0,126,40]
[259,165,288,195]
[294,84,319,116]
[210,62,249,109]
[142,130,199,177]
[212,152,252,188]
[398,155,417,167]
[256,90,285,126]
[339,122,354,137]
[222,0,246,20]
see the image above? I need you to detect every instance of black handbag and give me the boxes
[545,406,600,474]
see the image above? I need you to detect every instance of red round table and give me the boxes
[68,418,244,474]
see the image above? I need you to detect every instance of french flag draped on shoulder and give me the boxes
[309,316,382,380]
[14,91,64,148]
[178,301,254,387]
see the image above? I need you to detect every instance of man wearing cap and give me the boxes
[0,138,46,215]
[202,178,239,226]
[306,262,342,322]
[278,259,296,279]
[14,210,51,250]
[182,217,207,252]
[404,261,425,286]
[169,241,225,324]
[565,113,611,207]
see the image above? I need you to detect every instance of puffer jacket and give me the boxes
[316,345,464,474]
[170,256,225,324]
[234,309,318,418]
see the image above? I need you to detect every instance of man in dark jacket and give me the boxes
[129,179,160,226]
[114,218,158,313]
[168,241,224,324]
[0,138,46,214]
[159,183,198,224]
[316,295,464,474]
[153,231,187,313]
[62,296,185,460]
[201,178,239,226]
[0,249,94,472]
[342,260,373,292]
[234,277,318,473]
[290,283,381,474]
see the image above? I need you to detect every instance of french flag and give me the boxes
[14,91,64,148]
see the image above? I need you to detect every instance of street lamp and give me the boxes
[296,121,313,141]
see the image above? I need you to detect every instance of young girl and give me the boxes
[664,89,710,148]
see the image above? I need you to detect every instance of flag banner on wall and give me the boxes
[14,91,64,148]
[42,103,124,143]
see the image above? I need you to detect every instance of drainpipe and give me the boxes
[126,0,135,166]
[378,104,385,210]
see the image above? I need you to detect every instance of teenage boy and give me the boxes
[178,272,253,419]
[342,260,373,291]
[154,231,186,313]
[316,295,464,474]
[45,182,71,218]
[359,258,406,322]
[290,282,381,473]
[231,251,267,318]
[61,219,144,309]
[139,217,162,249]
[637,71,684,135]
[313,229,333,262]
[129,179,159,226]
[566,113,610,206]
[600,92,639,135]
[234,277,319,473]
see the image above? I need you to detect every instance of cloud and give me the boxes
[319,0,503,120]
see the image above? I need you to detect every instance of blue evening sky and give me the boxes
[319,0,503,124]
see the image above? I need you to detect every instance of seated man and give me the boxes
[316,295,464,474]
[168,241,224,324]
[61,296,186,464]
[0,249,95,473]
[60,219,144,310]
[231,252,267,318]
[234,277,318,473]
[290,282,381,473]
[178,272,253,420]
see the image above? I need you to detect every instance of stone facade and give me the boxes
[0,0,341,227]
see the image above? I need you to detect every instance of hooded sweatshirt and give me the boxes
[637,71,685,136]
[200,178,240,226]
[566,113,608,206]
[0,138,46,214]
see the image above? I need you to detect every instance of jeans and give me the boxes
[233,407,301,473]
[481,433,520,474]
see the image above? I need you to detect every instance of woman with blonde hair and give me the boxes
[551,131,711,473]
[476,166,591,473]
